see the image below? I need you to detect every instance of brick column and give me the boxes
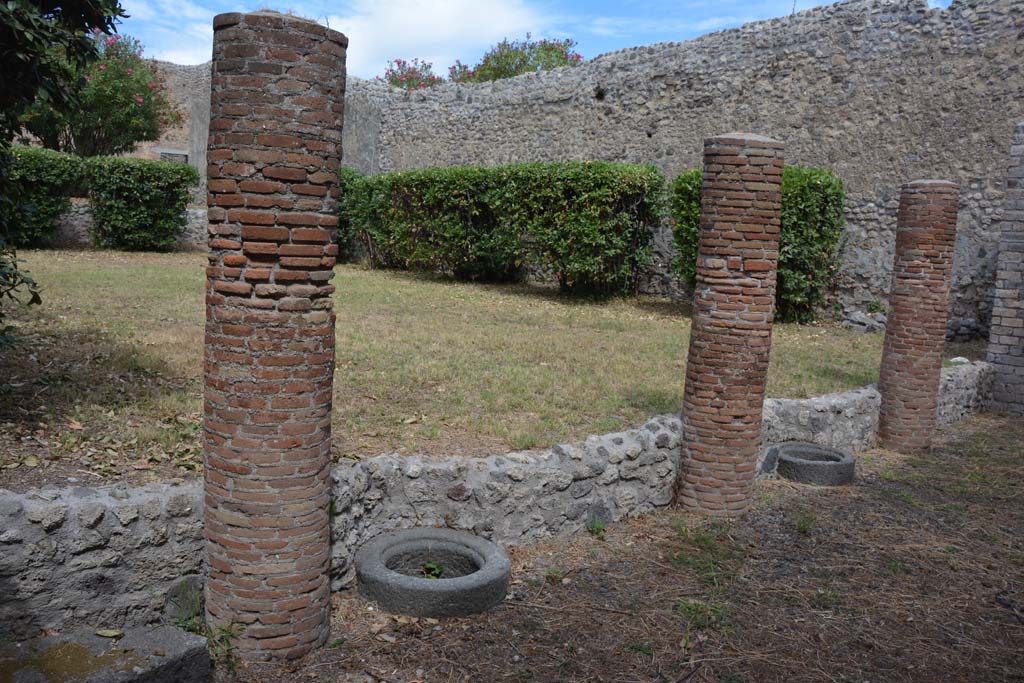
[878,180,959,452]
[675,133,784,515]
[988,123,1024,414]
[203,11,346,661]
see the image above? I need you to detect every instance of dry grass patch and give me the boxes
[229,414,1024,683]
[0,250,984,489]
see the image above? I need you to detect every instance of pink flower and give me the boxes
[126,68,133,75]
[98,64,106,70]
[84,75,91,82]
[135,95,144,104]
[148,81,156,89]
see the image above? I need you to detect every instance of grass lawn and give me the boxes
[0,250,984,486]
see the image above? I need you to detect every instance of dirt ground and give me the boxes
[227,413,1023,683]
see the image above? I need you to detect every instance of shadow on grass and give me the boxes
[0,312,195,430]
[362,265,697,318]
[623,387,682,416]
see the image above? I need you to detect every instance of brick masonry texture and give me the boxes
[878,180,959,452]
[0,363,992,636]
[339,0,1022,337]
[676,133,784,515]
[987,123,1024,414]
[0,361,991,635]
[203,11,346,661]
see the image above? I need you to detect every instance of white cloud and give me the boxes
[156,44,213,64]
[581,13,754,41]
[122,0,216,64]
[326,0,549,79]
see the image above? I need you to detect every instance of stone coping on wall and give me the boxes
[0,361,993,637]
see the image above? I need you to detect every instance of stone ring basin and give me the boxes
[764,442,855,486]
[354,528,511,618]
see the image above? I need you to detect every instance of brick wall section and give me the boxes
[877,180,960,451]
[675,133,783,515]
[204,11,346,661]
[988,123,1024,414]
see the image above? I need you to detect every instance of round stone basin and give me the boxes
[355,528,511,618]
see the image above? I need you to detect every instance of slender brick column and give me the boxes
[203,11,346,661]
[676,133,784,515]
[878,180,959,452]
[988,123,1024,414]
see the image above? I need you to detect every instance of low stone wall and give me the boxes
[329,414,681,588]
[761,361,993,456]
[0,481,203,640]
[51,199,207,251]
[0,361,992,637]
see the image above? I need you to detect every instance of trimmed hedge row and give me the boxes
[343,162,665,296]
[342,162,845,314]
[5,146,199,251]
[670,165,846,323]
[87,157,199,251]
[7,146,86,247]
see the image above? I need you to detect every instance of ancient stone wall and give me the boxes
[0,361,992,636]
[341,0,1023,336]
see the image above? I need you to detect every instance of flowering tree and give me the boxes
[379,58,443,91]
[381,35,584,90]
[1,0,124,346]
[451,34,584,83]
[20,31,179,157]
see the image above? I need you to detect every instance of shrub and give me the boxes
[346,161,664,296]
[449,34,583,83]
[670,165,845,322]
[379,58,443,90]
[6,145,86,246]
[668,168,702,288]
[496,162,663,295]
[87,156,198,251]
[1,151,42,348]
[19,31,180,157]
[352,167,520,281]
[336,166,365,260]
[0,0,122,143]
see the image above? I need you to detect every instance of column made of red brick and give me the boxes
[204,11,346,661]
[878,180,959,452]
[987,123,1024,414]
[675,133,784,516]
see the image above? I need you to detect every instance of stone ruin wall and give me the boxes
[0,362,993,637]
[340,0,1024,337]
[121,0,1022,334]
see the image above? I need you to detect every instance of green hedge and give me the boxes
[6,146,86,246]
[336,166,365,261]
[671,165,845,323]
[344,161,664,296]
[6,147,199,251]
[87,156,199,251]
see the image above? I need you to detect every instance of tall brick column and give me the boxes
[878,180,959,452]
[203,11,346,661]
[988,123,1024,414]
[675,133,784,516]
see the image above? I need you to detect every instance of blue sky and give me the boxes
[117,0,933,78]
